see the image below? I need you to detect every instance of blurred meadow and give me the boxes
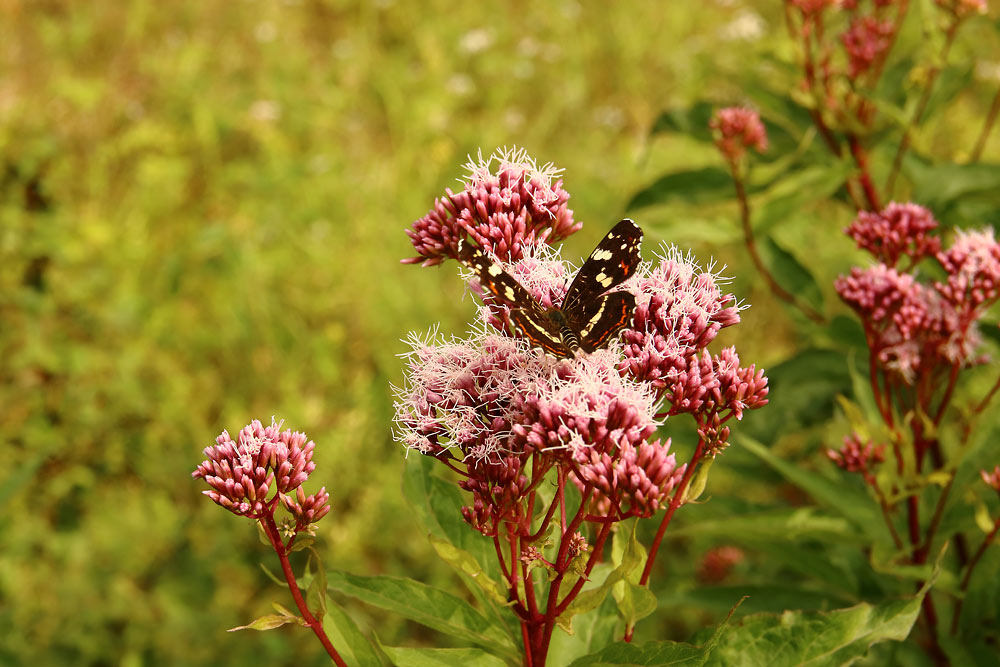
[3,0,999,664]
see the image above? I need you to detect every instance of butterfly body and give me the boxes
[458,219,643,358]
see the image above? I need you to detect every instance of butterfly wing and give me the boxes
[457,238,569,356]
[562,219,643,316]
[576,291,636,353]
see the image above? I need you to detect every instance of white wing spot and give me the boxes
[595,273,613,287]
[581,302,606,335]
[504,287,516,300]
[591,249,613,261]
[488,264,503,276]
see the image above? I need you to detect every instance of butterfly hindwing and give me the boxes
[508,308,567,357]
[577,291,636,353]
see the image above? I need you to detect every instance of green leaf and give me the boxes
[228,613,302,632]
[903,155,1000,210]
[610,520,656,627]
[306,549,328,620]
[568,601,736,666]
[428,534,510,609]
[751,161,853,235]
[325,569,519,659]
[747,348,855,441]
[626,167,735,210]
[649,102,716,142]
[546,595,620,667]
[320,601,382,667]
[757,235,824,313]
[737,435,879,532]
[379,646,510,667]
[662,585,855,616]
[670,507,863,544]
[693,586,930,666]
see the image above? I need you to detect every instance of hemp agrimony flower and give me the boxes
[398,148,769,663]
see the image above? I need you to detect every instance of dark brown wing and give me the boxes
[576,291,636,353]
[562,219,642,317]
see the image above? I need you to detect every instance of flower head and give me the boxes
[827,433,886,473]
[841,16,894,78]
[403,147,580,266]
[845,202,941,267]
[193,418,326,526]
[710,107,768,163]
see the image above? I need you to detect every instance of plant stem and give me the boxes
[262,515,347,667]
[731,165,826,324]
[970,86,1000,163]
[951,515,1000,633]
[847,133,881,211]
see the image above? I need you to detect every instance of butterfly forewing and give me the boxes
[456,220,643,358]
[562,218,642,317]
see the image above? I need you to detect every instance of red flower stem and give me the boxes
[932,363,961,426]
[886,17,960,195]
[639,438,708,587]
[970,86,1000,163]
[847,133,881,211]
[972,372,1000,416]
[920,474,955,557]
[262,515,347,667]
[493,533,511,582]
[731,164,826,324]
[526,485,562,543]
[951,515,1000,634]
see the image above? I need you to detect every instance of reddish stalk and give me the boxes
[731,166,826,324]
[262,515,348,667]
[951,515,1000,633]
[847,133,881,211]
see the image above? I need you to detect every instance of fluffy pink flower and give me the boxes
[710,107,768,163]
[845,202,941,267]
[403,147,580,266]
[841,16,894,78]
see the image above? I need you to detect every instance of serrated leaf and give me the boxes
[325,569,518,659]
[698,592,927,666]
[228,613,300,632]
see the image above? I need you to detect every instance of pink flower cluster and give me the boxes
[836,204,1000,382]
[827,433,886,473]
[845,202,941,267]
[710,107,768,163]
[395,248,768,532]
[193,418,329,527]
[402,147,581,266]
[841,16,894,78]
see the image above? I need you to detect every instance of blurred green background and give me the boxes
[3,1,999,664]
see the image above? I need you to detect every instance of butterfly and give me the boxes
[457,219,642,358]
